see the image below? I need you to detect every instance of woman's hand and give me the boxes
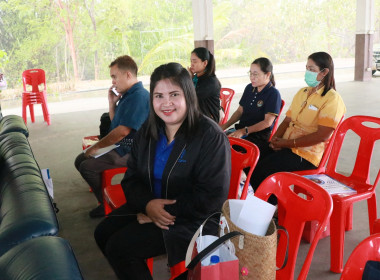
[269,137,292,151]
[229,129,246,138]
[146,199,176,230]
[137,213,153,224]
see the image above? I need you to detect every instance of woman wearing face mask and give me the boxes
[189,47,221,122]
[249,52,346,200]
[220,57,282,153]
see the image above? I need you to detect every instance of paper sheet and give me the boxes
[303,174,357,195]
[83,144,120,158]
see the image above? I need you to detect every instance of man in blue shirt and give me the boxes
[75,55,149,218]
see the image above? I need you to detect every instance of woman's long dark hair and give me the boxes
[147,63,201,140]
[252,57,275,87]
[308,52,335,96]
[191,47,216,76]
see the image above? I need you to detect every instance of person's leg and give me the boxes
[104,220,166,280]
[250,149,316,191]
[75,150,129,204]
[94,204,136,254]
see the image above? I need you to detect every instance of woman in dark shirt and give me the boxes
[189,47,221,122]
[94,63,231,280]
[220,57,282,152]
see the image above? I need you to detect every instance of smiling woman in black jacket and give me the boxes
[94,63,231,280]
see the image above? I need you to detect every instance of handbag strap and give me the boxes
[185,212,242,269]
[276,225,289,270]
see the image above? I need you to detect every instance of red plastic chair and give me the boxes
[219,88,235,125]
[102,167,127,215]
[227,137,260,200]
[318,115,380,273]
[22,69,50,125]
[268,99,285,141]
[82,135,99,150]
[340,233,380,279]
[254,172,333,280]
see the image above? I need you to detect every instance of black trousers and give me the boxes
[94,205,188,280]
[249,148,316,204]
[94,205,165,280]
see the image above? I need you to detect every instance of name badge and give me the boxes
[308,104,318,111]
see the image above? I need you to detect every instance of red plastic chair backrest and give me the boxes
[254,172,333,280]
[219,88,235,125]
[22,69,46,93]
[269,99,285,141]
[340,233,380,279]
[227,137,260,200]
[325,115,380,188]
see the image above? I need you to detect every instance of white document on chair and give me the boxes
[303,174,357,195]
[83,144,120,158]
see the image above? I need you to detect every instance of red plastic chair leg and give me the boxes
[22,103,27,125]
[329,201,347,273]
[367,194,378,234]
[169,261,187,280]
[146,258,153,275]
[374,219,380,234]
[345,205,353,231]
[29,104,35,123]
[103,197,112,216]
[41,98,51,125]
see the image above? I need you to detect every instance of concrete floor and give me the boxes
[2,68,380,279]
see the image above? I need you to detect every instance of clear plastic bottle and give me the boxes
[209,255,220,266]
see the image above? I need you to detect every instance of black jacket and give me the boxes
[195,74,221,122]
[121,116,231,266]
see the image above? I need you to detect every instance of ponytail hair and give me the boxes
[252,57,275,87]
[191,47,216,76]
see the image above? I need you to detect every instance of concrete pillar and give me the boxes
[192,0,214,54]
[355,0,375,81]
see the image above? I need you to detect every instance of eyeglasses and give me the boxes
[247,71,263,78]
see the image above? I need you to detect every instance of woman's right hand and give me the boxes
[146,199,176,230]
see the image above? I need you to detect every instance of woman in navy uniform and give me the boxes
[221,57,282,153]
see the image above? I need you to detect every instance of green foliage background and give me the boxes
[0,0,379,90]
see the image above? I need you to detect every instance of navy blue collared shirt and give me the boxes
[238,82,281,129]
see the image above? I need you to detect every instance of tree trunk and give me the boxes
[54,0,80,82]
[84,0,99,80]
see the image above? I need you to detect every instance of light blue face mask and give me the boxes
[304,70,321,87]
